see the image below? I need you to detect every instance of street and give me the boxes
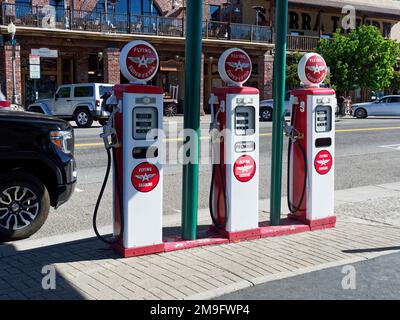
[31,116,400,239]
[218,251,400,300]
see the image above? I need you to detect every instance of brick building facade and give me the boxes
[0,0,275,112]
[0,0,399,109]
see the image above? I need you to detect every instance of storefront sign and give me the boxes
[29,64,41,79]
[29,54,40,65]
[31,48,58,58]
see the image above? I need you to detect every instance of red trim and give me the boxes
[212,86,259,95]
[112,242,164,258]
[307,216,336,231]
[114,84,163,98]
[291,87,335,96]
[260,219,310,238]
[211,226,261,241]
[164,237,229,252]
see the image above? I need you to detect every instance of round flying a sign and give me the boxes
[314,150,333,175]
[233,155,256,182]
[298,53,328,87]
[120,40,159,83]
[218,48,252,86]
[131,162,160,193]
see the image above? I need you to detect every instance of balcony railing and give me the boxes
[1,3,273,44]
[287,35,323,52]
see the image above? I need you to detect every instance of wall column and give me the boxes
[259,53,274,100]
[103,48,120,84]
[0,43,22,104]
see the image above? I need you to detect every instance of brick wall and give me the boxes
[258,54,274,100]
[0,44,22,103]
[76,53,89,83]
[103,47,120,84]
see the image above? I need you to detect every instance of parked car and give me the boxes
[259,91,292,121]
[0,89,10,108]
[352,95,400,118]
[0,110,77,241]
[27,83,114,128]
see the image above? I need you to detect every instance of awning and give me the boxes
[289,0,400,17]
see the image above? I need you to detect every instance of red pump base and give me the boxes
[111,216,336,258]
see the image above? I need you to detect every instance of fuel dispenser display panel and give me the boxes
[132,107,158,140]
[315,105,332,133]
[235,106,255,136]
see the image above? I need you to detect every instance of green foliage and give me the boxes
[316,25,400,93]
[286,52,303,90]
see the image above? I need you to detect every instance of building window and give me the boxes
[113,0,161,16]
[49,0,66,23]
[210,5,221,21]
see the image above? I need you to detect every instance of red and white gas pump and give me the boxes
[209,48,260,240]
[96,40,165,257]
[287,53,336,229]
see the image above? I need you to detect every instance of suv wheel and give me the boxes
[74,108,93,128]
[260,107,273,121]
[0,173,50,242]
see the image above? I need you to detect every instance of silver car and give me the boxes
[352,95,400,118]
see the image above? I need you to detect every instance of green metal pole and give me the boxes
[270,0,288,226]
[181,0,203,240]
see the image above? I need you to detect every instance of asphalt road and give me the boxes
[30,116,400,239]
[218,251,400,300]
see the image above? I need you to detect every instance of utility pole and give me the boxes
[270,0,288,226]
[181,0,203,240]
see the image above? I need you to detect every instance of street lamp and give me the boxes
[7,22,18,105]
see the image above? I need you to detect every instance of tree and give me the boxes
[316,25,400,95]
[286,52,302,90]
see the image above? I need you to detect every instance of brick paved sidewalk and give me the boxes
[1,182,400,300]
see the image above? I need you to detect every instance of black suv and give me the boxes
[0,110,77,241]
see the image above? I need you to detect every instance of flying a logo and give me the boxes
[316,159,331,166]
[129,56,157,68]
[135,173,156,182]
[306,65,327,74]
[236,165,254,173]
[226,61,250,72]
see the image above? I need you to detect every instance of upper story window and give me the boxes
[210,5,221,21]
[113,0,161,16]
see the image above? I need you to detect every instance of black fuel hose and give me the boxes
[287,137,308,214]
[93,147,124,244]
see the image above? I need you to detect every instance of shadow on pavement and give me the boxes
[343,246,400,254]
[0,236,117,300]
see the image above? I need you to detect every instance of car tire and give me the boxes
[260,107,273,121]
[0,172,50,242]
[164,103,178,117]
[74,108,94,128]
[354,108,367,119]
[99,118,109,126]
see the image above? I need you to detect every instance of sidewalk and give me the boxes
[1,182,400,300]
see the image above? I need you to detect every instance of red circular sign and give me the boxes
[125,43,158,81]
[233,155,256,182]
[304,54,328,85]
[224,50,252,84]
[131,162,160,192]
[314,150,333,175]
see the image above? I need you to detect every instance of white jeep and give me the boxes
[28,83,113,128]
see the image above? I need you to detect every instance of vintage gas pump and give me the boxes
[287,53,336,229]
[94,40,164,257]
[209,48,260,240]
